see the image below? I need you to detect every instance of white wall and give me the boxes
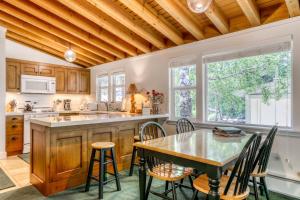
[91,17,300,131]
[91,17,300,198]
[0,27,6,159]
[5,39,79,67]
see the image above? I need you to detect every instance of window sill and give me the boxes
[166,120,300,137]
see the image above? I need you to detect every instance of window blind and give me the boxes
[203,40,292,64]
[169,55,197,68]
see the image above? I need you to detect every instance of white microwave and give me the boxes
[21,75,56,94]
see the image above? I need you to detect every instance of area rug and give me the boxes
[0,167,15,190]
[18,153,30,164]
[0,171,297,200]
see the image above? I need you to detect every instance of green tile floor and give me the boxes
[0,171,297,200]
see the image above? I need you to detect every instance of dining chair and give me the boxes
[251,126,278,200]
[176,118,195,134]
[192,134,261,200]
[141,121,193,200]
[176,118,197,188]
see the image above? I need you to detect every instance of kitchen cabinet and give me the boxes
[6,61,21,92]
[21,63,38,76]
[55,67,67,93]
[67,69,79,93]
[6,115,24,156]
[79,70,90,94]
[6,58,90,94]
[38,65,55,77]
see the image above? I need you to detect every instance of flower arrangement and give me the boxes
[146,90,164,104]
[145,90,164,114]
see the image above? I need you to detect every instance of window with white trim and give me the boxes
[112,72,126,102]
[204,41,292,127]
[170,64,197,120]
[96,75,109,102]
[96,72,126,103]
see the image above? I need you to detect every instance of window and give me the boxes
[96,72,126,103]
[112,72,125,102]
[204,41,292,127]
[96,75,109,102]
[170,64,197,119]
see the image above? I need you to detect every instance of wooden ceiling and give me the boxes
[0,0,299,68]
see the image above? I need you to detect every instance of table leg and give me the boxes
[138,152,146,200]
[207,169,221,200]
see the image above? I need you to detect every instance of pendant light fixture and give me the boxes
[64,45,76,62]
[187,0,213,13]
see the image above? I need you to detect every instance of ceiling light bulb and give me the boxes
[187,0,213,13]
[64,48,76,62]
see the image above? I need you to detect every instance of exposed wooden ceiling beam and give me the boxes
[263,4,289,24]
[86,0,166,49]
[155,0,205,40]
[205,2,229,34]
[284,0,300,17]
[237,0,261,26]
[119,0,184,45]
[0,2,114,62]
[4,0,117,61]
[7,32,90,67]
[57,0,149,55]
[0,21,99,66]
[0,12,105,64]
[28,0,127,59]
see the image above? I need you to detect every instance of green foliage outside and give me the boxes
[207,51,291,123]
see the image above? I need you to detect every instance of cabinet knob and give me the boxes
[11,137,16,141]
[11,125,17,128]
[12,118,17,120]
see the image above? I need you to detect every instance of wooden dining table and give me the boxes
[134,129,252,200]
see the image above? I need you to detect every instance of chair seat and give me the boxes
[133,135,140,142]
[251,166,267,177]
[148,163,193,181]
[193,174,250,200]
[91,142,115,149]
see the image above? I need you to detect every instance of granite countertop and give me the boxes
[5,110,125,116]
[30,113,169,127]
[5,112,25,116]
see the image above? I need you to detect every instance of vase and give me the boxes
[152,103,160,114]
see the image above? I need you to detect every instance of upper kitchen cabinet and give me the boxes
[38,65,55,77]
[55,67,67,94]
[6,58,90,94]
[79,70,90,94]
[21,63,38,76]
[67,69,79,94]
[6,61,21,92]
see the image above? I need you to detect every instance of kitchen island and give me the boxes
[30,113,168,196]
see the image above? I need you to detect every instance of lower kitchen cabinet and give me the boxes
[6,115,24,156]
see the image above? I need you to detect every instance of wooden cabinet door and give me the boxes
[50,130,88,181]
[55,68,67,93]
[67,69,79,93]
[38,65,55,77]
[6,61,21,92]
[21,63,38,75]
[79,70,90,94]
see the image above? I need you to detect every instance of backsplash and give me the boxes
[6,92,93,111]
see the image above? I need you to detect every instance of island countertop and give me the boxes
[30,113,169,127]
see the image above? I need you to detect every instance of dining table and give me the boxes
[134,129,252,200]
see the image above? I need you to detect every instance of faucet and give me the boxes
[104,102,109,112]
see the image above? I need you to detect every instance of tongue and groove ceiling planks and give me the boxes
[0,0,299,68]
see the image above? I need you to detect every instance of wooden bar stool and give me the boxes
[129,135,140,176]
[85,142,121,199]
